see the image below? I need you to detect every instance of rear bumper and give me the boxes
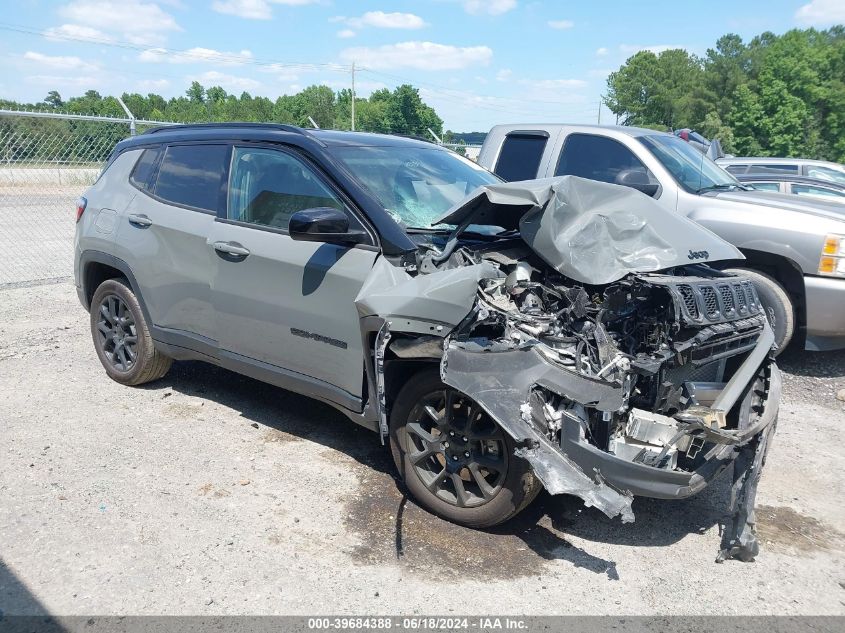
[804,275,845,351]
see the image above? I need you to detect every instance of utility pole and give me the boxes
[351,61,356,132]
[597,97,602,125]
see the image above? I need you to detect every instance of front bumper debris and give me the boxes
[440,320,780,562]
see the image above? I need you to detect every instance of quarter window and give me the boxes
[748,163,799,174]
[129,147,161,193]
[227,146,344,230]
[556,133,654,186]
[154,144,228,212]
[494,133,548,181]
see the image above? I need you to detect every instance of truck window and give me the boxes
[555,133,651,185]
[494,132,548,181]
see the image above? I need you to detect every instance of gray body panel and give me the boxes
[207,220,378,398]
[478,124,845,349]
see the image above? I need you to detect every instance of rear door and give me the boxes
[117,143,227,346]
[208,143,378,403]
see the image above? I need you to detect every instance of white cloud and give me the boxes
[137,78,170,91]
[139,47,254,65]
[547,19,574,30]
[340,41,492,70]
[212,0,319,20]
[212,0,272,20]
[619,44,683,56]
[596,47,608,56]
[496,68,512,81]
[23,51,99,72]
[334,11,427,30]
[463,0,516,15]
[58,1,181,46]
[795,0,845,25]
[337,29,356,38]
[190,71,260,91]
[44,23,112,42]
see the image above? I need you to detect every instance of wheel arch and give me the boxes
[79,251,153,326]
[717,249,806,329]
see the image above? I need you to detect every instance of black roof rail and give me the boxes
[142,122,323,144]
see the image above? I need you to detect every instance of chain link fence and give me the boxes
[0,110,173,287]
[0,110,483,288]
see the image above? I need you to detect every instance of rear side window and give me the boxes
[129,147,161,192]
[154,144,228,212]
[749,163,799,174]
[724,165,747,175]
[555,133,651,184]
[749,182,781,192]
[494,133,548,181]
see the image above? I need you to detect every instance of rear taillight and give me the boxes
[75,197,87,223]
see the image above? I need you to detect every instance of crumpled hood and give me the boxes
[434,175,743,285]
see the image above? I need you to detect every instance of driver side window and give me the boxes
[227,146,344,230]
[556,133,655,186]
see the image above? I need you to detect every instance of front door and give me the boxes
[208,144,378,403]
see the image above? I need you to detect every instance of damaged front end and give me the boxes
[438,251,779,561]
[357,176,780,562]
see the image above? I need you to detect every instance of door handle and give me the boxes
[128,213,153,228]
[212,241,251,259]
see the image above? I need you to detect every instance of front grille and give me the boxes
[719,284,735,314]
[701,286,719,318]
[678,285,699,319]
[650,275,764,325]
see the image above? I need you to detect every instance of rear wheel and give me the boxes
[90,278,171,385]
[389,368,540,528]
[725,267,795,355]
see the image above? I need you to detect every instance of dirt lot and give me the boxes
[1,281,844,616]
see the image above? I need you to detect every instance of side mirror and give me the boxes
[288,207,367,245]
[615,169,660,197]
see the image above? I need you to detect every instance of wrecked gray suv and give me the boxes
[75,125,780,562]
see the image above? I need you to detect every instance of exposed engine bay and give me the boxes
[449,241,772,469]
[355,176,780,563]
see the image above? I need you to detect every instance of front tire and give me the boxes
[724,267,795,355]
[389,368,540,528]
[90,278,172,386]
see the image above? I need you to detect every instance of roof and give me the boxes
[134,122,439,150]
[487,123,670,138]
[717,156,845,169]
[737,173,845,190]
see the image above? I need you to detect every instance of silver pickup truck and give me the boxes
[478,124,845,352]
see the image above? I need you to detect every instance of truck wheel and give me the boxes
[90,278,172,385]
[725,267,794,354]
[389,368,541,528]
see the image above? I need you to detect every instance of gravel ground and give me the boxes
[1,281,844,616]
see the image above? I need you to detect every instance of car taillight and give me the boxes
[75,197,87,223]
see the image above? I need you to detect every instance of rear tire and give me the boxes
[724,267,794,355]
[389,368,540,528]
[90,278,172,385]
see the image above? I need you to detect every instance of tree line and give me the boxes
[604,26,845,161]
[0,82,449,163]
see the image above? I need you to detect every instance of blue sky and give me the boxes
[1,0,844,131]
